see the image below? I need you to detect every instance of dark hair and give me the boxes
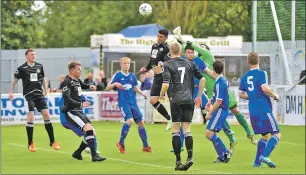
[200,43,210,51]
[185,45,194,52]
[25,48,34,55]
[68,61,82,71]
[213,60,224,74]
[158,29,169,38]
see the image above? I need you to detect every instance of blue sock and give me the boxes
[211,134,227,159]
[138,126,149,147]
[254,138,267,165]
[119,123,130,146]
[180,126,184,147]
[262,135,279,158]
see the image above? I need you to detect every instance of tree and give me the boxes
[1,1,45,49]
[197,1,252,41]
[43,1,155,47]
[150,1,208,36]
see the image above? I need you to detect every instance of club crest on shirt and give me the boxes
[36,69,41,73]
[159,47,163,52]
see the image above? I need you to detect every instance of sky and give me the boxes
[33,1,46,11]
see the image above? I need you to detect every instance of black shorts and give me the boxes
[150,74,163,96]
[65,110,90,130]
[27,98,48,112]
[170,103,194,123]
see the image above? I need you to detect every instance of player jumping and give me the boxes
[140,29,172,131]
[106,57,152,154]
[239,52,281,168]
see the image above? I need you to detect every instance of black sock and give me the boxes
[85,130,96,156]
[201,111,207,124]
[26,122,34,146]
[44,120,55,143]
[172,132,181,162]
[75,139,88,154]
[153,102,171,120]
[184,132,193,159]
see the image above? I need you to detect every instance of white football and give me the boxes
[139,3,152,17]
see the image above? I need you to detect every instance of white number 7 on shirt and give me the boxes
[178,67,185,83]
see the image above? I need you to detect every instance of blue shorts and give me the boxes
[194,86,209,110]
[60,113,83,137]
[207,108,228,132]
[119,103,143,123]
[250,112,280,135]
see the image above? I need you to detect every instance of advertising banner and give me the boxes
[1,92,100,125]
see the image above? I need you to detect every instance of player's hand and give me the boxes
[82,101,91,107]
[8,92,14,101]
[114,82,123,89]
[159,94,165,100]
[153,65,163,74]
[194,97,202,109]
[89,85,97,91]
[140,67,147,72]
[273,94,280,102]
[141,92,147,99]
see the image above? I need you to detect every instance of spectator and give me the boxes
[54,75,65,92]
[139,73,152,91]
[99,70,108,87]
[84,72,95,86]
[95,76,105,91]
[299,70,306,85]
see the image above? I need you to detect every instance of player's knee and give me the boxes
[273,132,281,140]
[231,107,239,115]
[126,119,133,126]
[150,98,157,105]
[181,123,190,133]
[137,120,144,127]
[261,133,270,140]
[83,123,93,132]
[27,112,34,122]
[172,122,180,132]
[205,129,213,139]
[41,110,50,120]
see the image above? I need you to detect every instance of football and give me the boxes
[139,3,152,16]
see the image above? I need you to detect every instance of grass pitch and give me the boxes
[1,122,305,174]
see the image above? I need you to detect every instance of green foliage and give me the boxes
[1,1,46,49]
[5,1,304,48]
[43,1,155,47]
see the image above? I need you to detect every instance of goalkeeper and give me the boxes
[178,38,258,151]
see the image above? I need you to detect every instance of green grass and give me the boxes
[1,122,305,174]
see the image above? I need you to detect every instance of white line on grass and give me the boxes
[8,143,233,174]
